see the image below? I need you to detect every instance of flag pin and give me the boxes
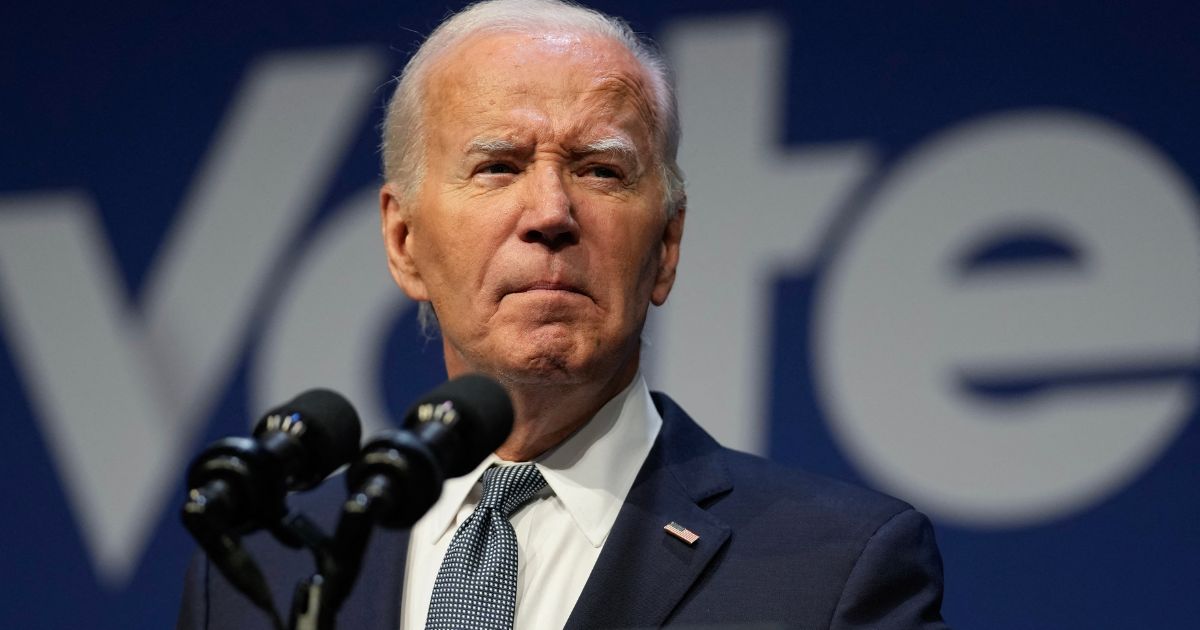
[664,521,700,545]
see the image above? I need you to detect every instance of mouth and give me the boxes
[522,281,585,293]
[505,280,590,299]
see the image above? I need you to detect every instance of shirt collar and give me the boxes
[420,373,662,548]
[536,373,661,547]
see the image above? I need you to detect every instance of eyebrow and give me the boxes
[465,138,521,154]
[462,136,643,170]
[578,137,639,164]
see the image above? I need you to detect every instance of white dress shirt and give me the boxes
[399,373,663,629]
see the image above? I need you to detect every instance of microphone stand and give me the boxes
[182,484,378,630]
[183,485,288,630]
[186,459,459,628]
[282,487,383,630]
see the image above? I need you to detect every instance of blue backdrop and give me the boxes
[3,1,1199,628]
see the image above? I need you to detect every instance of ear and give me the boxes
[380,182,430,301]
[650,202,686,306]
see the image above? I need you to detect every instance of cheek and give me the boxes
[422,206,510,283]
[593,215,664,307]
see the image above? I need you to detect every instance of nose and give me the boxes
[517,165,580,251]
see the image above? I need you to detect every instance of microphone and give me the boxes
[183,388,362,535]
[181,389,361,628]
[344,374,513,528]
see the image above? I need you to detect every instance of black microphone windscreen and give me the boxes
[257,388,362,487]
[403,374,513,477]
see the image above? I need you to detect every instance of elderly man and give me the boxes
[180,1,948,628]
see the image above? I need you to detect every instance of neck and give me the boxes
[498,359,638,460]
[445,344,642,462]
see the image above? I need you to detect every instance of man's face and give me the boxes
[382,31,684,386]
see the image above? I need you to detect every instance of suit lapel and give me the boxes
[565,393,732,629]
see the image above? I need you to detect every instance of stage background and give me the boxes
[3,1,1198,627]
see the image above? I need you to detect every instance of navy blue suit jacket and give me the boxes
[179,392,949,629]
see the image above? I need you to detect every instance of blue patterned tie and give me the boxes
[425,464,547,630]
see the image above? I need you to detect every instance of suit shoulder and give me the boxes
[720,447,913,524]
[651,390,918,538]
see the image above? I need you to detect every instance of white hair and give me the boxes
[380,0,685,214]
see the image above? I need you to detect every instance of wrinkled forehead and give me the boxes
[422,30,660,146]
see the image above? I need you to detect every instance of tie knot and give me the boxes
[478,464,546,518]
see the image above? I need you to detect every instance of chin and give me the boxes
[495,334,597,385]
[455,324,621,386]
[508,345,588,383]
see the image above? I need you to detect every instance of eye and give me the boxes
[479,162,518,175]
[583,165,622,179]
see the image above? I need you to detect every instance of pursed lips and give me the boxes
[505,280,590,299]
[519,281,586,294]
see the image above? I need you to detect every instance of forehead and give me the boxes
[423,30,658,145]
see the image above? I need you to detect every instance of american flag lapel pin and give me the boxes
[664,521,700,545]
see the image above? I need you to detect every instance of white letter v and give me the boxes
[0,48,384,587]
